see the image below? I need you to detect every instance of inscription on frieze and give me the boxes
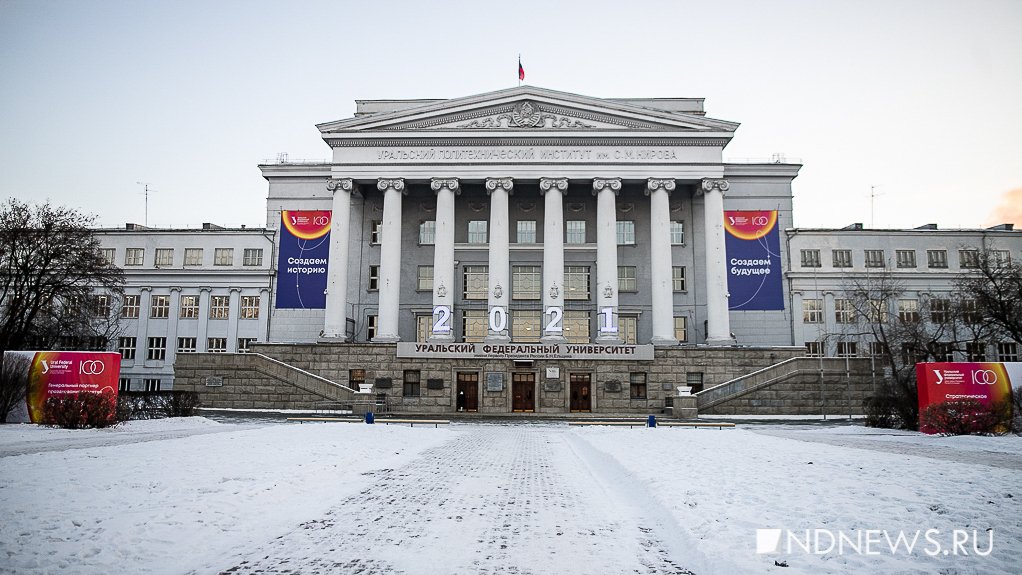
[374,147,679,162]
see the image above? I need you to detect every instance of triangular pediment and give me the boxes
[317,86,738,136]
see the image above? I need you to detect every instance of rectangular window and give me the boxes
[618,266,637,293]
[207,337,228,353]
[516,220,537,243]
[462,310,487,343]
[991,250,1011,267]
[468,220,488,244]
[237,338,256,353]
[419,220,436,245]
[146,337,166,361]
[966,342,986,361]
[154,248,174,267]
[243,248,263,266]
[802,299,823,323]
[927,250,948,268]
[618,316,638,344]
[672,266,686,292]
[837,341,858,357]
[368,265,380,291]
[184,248,203,266]
[566,220,586,244]
[674,316,688,342]
[834,299,855,323]
[868,299,890,322]
[869,341,889,357]
[959,249,980,269]
[403,370,421,397]
[629,372,647,399]
[670,221,685,245]
[417,266,433,291]
[143,379,161,392]
[800,249,821,268]
[370,220,382,244]
[929,298,950,323]
[416,315,431,343]
[564,266,590,300]
[512,310,542,343]
[997,342,1018,362]
[119,378,131,392]
[961,299,982,324]
[832,249,852,268]
[180,295,199,319]
[92,294,111,317]
[685,372,704,393]
[366,314,378,341]
[349,369,366,389]
[125,248,144,266]
[464,266,489,299]
[177,337,197,353]
[864,249,885,268]
[121,295,140,318]
[214,248,234,266]
[209,295,230,319]
[616,221,635,245]
[805,341,822,357]
[100,248,116,264]
[563,311,590,343]
[149,295,170,319]
[930,342,954,362]
[240,296,260,319]
[896,249,916,268]
[898,299,920,323]
[512,265,541,300]
[118,337,136,360]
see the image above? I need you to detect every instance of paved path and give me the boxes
[210,425,696,575]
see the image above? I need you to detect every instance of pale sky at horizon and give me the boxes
[2,0,1020,230]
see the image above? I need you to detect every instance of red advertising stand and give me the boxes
[4,351,120,424]
[916,362,1018,433]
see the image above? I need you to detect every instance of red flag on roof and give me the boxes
[518,58,525,81]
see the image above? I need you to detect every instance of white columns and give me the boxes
[323,178,355,340]
[701,178,735,345]
[373,178,405,342]
[593,178,622,344]
[647,178,679,346]
[540,177,568,343]
[485,177,513,343]
[430,178,459,342]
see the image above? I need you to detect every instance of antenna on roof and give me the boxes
[136,182,158,227]
[869,185,884,228]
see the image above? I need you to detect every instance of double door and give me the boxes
[569,373,591,412]
[512,373,535,412]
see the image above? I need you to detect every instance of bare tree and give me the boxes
[0,353,31,423]
[956,251,1022,345]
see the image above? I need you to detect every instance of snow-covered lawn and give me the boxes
[0,418,1019,574]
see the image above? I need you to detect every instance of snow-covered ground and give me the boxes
[0,418,1019,574]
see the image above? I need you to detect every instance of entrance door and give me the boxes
[456,372,479,412]
[512,373,535,412]
[569,373,592,412]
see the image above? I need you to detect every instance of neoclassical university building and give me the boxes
[98,87,1020,416]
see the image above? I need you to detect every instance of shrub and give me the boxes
[116,391,200,421]
[919,399,1010,436]
[44,392,117,429]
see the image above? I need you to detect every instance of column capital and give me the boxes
[700,178,730,194]
[539,177,568,195]
[485,177,513,195]
[592,178,621,196]
[646,178,676,196]
[377,178,406,194]
[326,178,356,193]
[430,178,460,194]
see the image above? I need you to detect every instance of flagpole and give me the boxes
[518,53,521,87]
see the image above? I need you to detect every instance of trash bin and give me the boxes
[365,411,375,424]
[647,415,657,428]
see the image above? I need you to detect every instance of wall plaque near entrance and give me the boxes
[485,372,505,392]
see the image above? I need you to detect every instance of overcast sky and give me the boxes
[1,0,1020,230]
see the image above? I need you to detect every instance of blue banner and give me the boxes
[724,210,784,310]
[275,210,331,309]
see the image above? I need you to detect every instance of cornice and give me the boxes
[326,137,730,148]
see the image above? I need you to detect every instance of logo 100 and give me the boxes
[971,370,997,385]
[80,360,105,375]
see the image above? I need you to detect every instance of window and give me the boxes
[897,299,919,323]
[619,316,637,344]
[834,299,855,323]
[990,250,1011,266]
[349,369,366,389]
[366,314,378,341]
[868,299,890,323]
[403,370,421,397]
[959,249,980,269]
[119,378,131,392]
[370,220,382,244]
[997,342,1018,362]
[869,341,889,357]
[564,266,590,300]
[464,266,489,299]
[512,311,542,343]
[629,372,647,399]
[368,265,380,291]
[118,337,137,360]
[125,248,144,266]
[802,299,823,323]
[237,338,256,353]
[143,379,162,392]
[672,266,686,292]
[670,221,685,245]
[929,298,950,323]
[966,342,986,362]
[901,344,927,365]
[417,266,433,291]
[837,341,857,357]
[214,248,234,266]
[805,341,822,357]
[149,295,170,319]
[801,249,821,268]
[243,248,263,266]
[616,221,635,245]
[174,295,198,319]
[674,316,688,342]
[92,294,111,317]
[961,299,982,324]
[207,338,228,353]
[563,311,590,343]
[209,296,230,319]
[926,250,948,268]
[121,295,140,318]
[416,315,431,342]
[516,220,537,243]
[240,296,260,319]
[462,310,487,342]
[177,337,197,353]
[146,337,166,361]
[930,342,954,362]
[512,265,541,300]
[566,220,586,244]
[864,250,885,268]
[100,248,116,264]
[184,248,203,266]
[419,221,436,245]
[832,249,852,268]
[468,220,488,244]
[154,248,174,266]
[686,372,704,393]
[618,266,637,292]
[895,250,916,268]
